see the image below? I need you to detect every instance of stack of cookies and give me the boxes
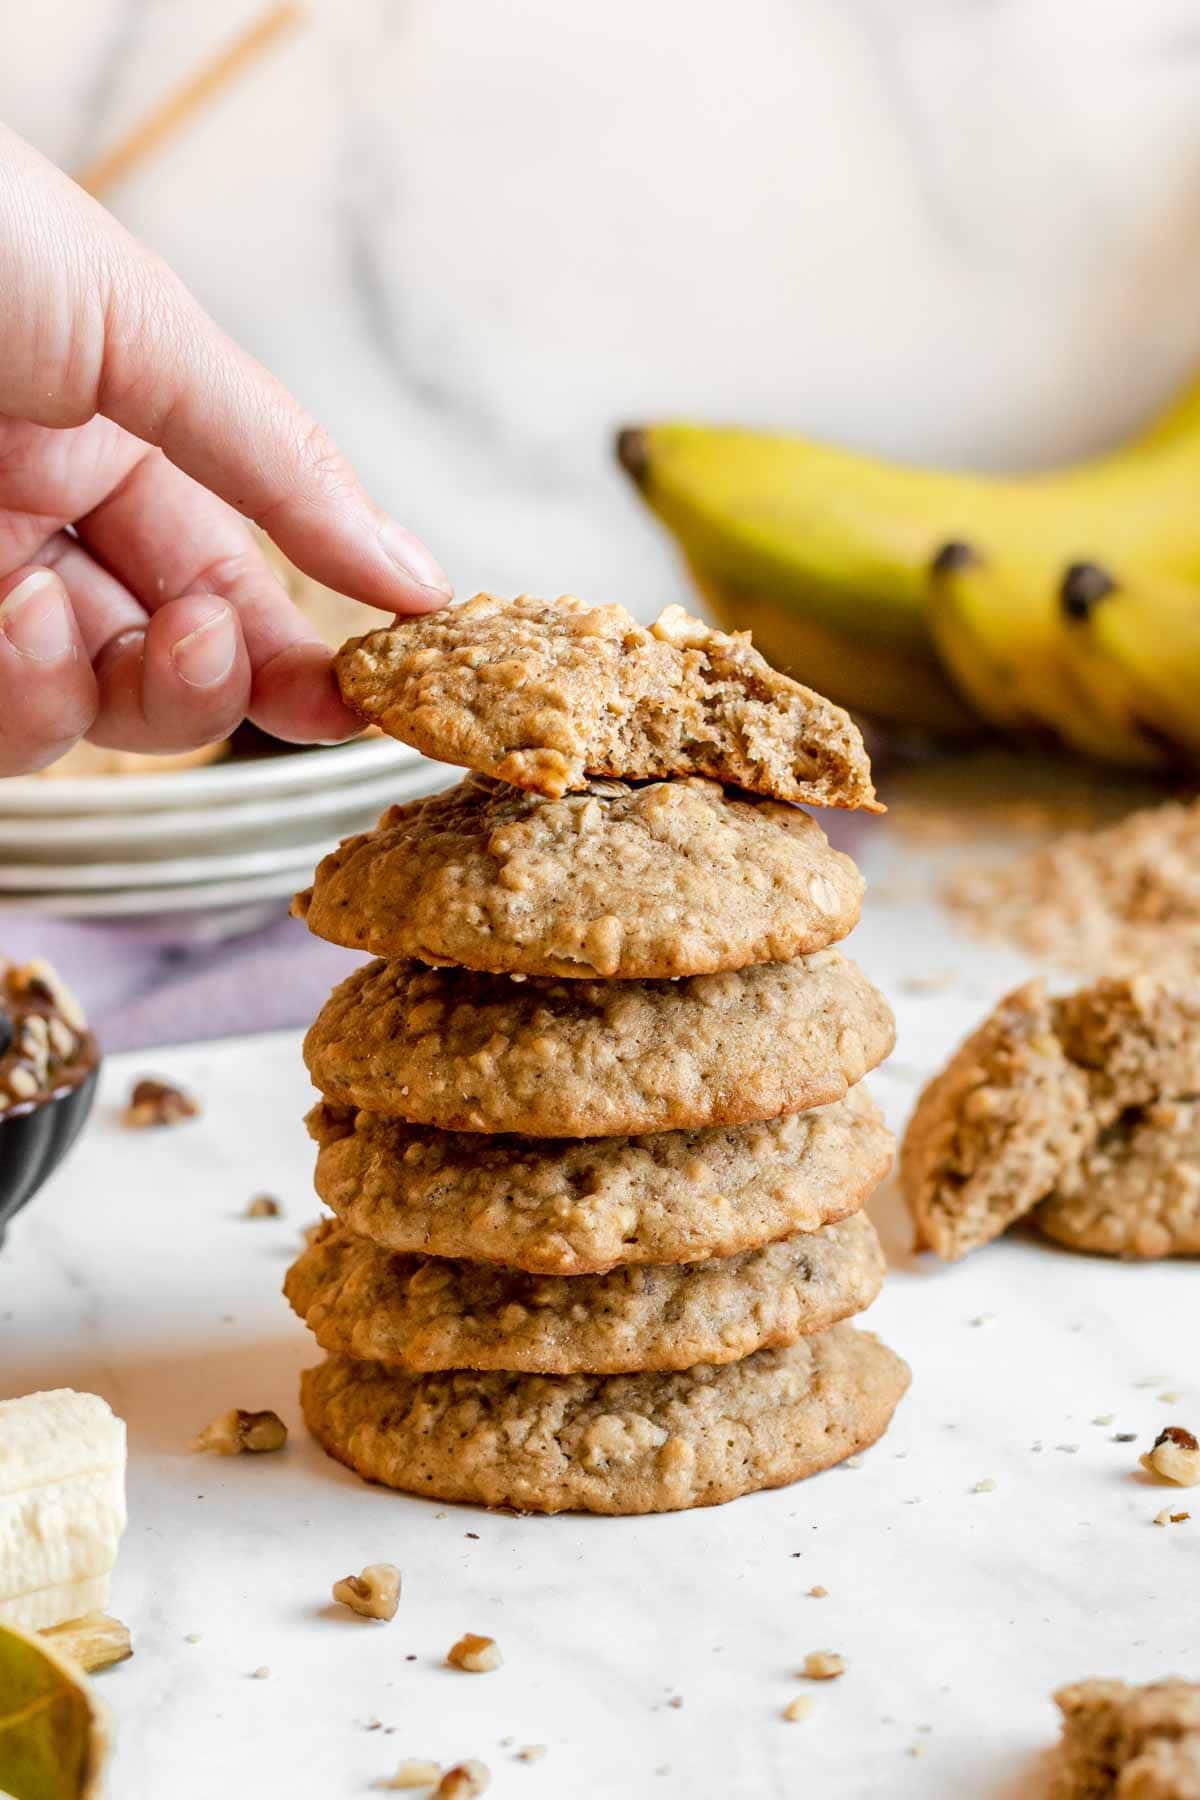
[286,595,909,1515]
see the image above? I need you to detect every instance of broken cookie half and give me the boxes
[1051,1677,1200,1799]
[334,593,880,812]
[900,973,1200,1261]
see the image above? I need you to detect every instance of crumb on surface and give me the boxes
[434,1761,490,1798]
[516,1745,546,1763]
[808,1585,828,1598]
[783,1696,814,1722]
[802,1651,845,1681]
[244,1193,282,1218]
[192,1407,287,1455]
[333,1563,402,1621]
[971,1478,997,1493]
[1141,1426,1200,1487]
[446,1634,502,1674]
[122,1076,200,1128]
[375,1760,442,1791]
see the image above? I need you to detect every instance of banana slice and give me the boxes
[0,1392,127,1633]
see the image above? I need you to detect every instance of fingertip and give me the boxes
[0,567,97,772]
[139,593,251,748]
[376,521,454,611]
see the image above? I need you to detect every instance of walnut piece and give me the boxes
[192,1407,288,1454]
[1141,1426,1200,1487]
[244,1193,283,1219]
[446,1633,502,1674]
[333,1564,402,1621]
[434,1764,489,1799]
[802,1651,846,1680]
[41,1611,132,1672]
[123,1077,200,1128]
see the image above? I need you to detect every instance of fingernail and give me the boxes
[171,605,237,688]
[378,521,453,602]
[0,571,74,662]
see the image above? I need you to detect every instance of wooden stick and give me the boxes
[75,2,304,201]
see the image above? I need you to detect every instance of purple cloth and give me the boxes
[1,810,870,1052]
[1,906,364,1053]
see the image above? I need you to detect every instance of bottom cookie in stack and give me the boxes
[286,1091,909,1515]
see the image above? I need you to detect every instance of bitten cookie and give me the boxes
[303,951,895,1136]
[1050,1677,1200,1799]
[308,1085,893,1275]
[293,774,863,979]
[334,593,879,811]
[284,1212,885,1374]
[901,974,1200,1260]
[300,1324,911,1514]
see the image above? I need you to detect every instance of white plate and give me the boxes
[0,864,308,917]
[0,735,420,815]
[0,760,452,859]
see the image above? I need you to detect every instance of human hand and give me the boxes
[0,124,451,775]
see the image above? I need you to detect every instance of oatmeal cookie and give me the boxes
[1051,1677,1200,1799]
[308,1085,892,1275]
[299,1323,910,1514]
[334,593,879,811]
[284,1212,884,1375]
[1035,1099,1200,1259]
[901,974,1200,1260]
[293,774,862,978]
[303,952,894,1136]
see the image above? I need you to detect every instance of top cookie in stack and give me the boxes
[289,595,908,1516]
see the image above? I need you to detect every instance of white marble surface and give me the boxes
[9,2,1200,615]
[2,804,1197,1800]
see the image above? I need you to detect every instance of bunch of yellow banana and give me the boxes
[616,378,1200,767]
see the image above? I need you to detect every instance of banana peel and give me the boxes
[616,379,1200,760]
[0,1620,110,1800]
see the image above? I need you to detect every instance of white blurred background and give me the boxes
[9,0,1200,617]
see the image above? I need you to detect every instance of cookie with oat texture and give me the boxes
[334,593,880,810]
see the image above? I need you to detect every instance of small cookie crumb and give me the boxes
[808,1585,828,1598]
[123,1076,199,1128]
[516,1745,546,1763]
[1158,1392,1185,1404]
[446,1634,502,1674]
[802,1651,845,1680]
[434,1762,489,1799]
[333,1563,402,1621]
[1153,1507,1191,1526]
[251,1665,270,1679]
[783,1696,814,1722]
[184,1633,201,1644]
[1092,1414,1115,1426]
[1141,1426,1200,1487]
[377,1761,442,1791]
[192,1407,287,1454]
[971,1479,996,1493]
[244,1193,282,1219]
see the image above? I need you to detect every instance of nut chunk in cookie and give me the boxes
[292,773,864,979]
[334,593,880,811]
[1051,1677,1200,1799]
